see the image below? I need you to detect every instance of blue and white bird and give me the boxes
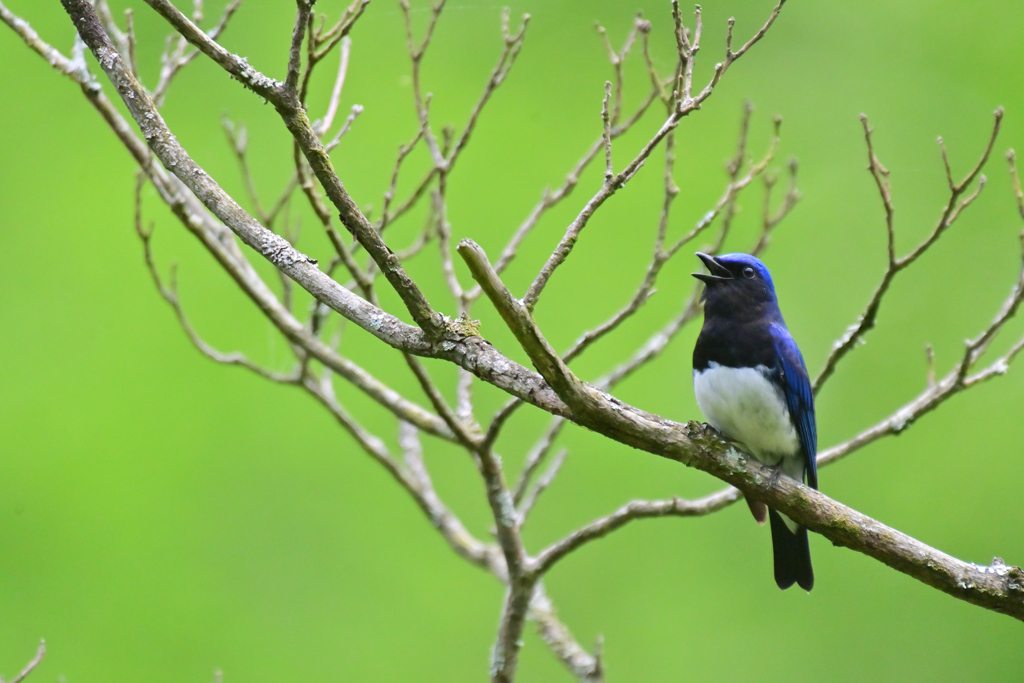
[691,252,817,591]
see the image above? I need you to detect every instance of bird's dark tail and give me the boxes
[768,509,813,591]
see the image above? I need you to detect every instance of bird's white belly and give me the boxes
[693,362,799,462]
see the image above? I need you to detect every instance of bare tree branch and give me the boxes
[534,492,741,574]
[814,108,1003,393]
[10,1,458,445]
[285,0,313,95]
[517,448,567,523]
[297,0,368,107]
[600,81,613,182]
[533,425,1024,620]
[151,0,242,107]
[512,416,566,504]
[447,7,529,167]
[400,0,448,168]
[522,0,787,311]
[503,107,791,500]
[530,587,603,682]
[465,88,660,303]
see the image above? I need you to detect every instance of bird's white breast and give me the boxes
[693,362,799,463]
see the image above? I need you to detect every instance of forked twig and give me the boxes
[522,0,788,311]
[814,109,1003,393]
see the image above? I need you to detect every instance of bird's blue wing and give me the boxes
[770,323,817,489]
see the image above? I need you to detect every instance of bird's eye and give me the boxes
[742,267,755,279]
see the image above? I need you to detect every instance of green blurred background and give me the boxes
[2,0,1023,680]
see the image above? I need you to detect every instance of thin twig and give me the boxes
[316,36,351,136]
[465,88,660,303]
[222,118,269,223]
[324,104,363,153]
[305,370,500,572]
[375,4,529,254]
[8,641,45,683]
[135,173,303,383]
[124,8,138,76]
[456,368,476,426]
[1009,149,1024,222]
[151,0,241,106]
[517,448,567,522]
[751,156,800,254]
[298,0,369,106]
[375,129,426,235]
[512,416,566,504]
[434,183,465,305]
[405,354,479,450]
[446,8,529,167]
[312,0,368,62]
[400,0,449,168]
[601,81,613,182]
[819,241,1024,469]
[534,493,741,575]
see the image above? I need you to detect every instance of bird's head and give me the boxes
[692,252,780,318]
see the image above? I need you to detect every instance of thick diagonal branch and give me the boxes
[460,239,1024,620]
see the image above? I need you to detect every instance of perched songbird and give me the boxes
[691,252,817,591]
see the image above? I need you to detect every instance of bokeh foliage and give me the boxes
[1,0,1022,680]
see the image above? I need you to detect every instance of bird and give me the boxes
[691,252,817,591]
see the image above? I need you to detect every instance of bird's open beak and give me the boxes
[692,252,733,283]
